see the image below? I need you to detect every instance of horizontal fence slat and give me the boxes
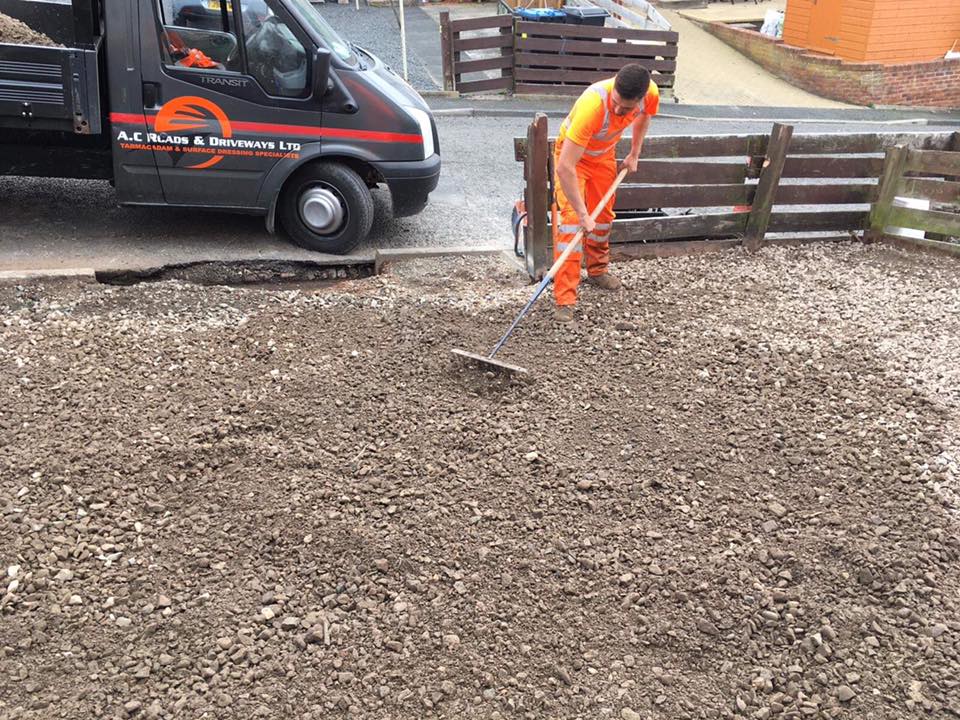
[453,34,513,52]
[616,184,754,209]
[880,234,960,258]
[614,134,768,159]
[781,156,884,178]
[789,132,955,155]
[626,161,749,184]
[516,36,678,59]
[774,183,878,205]
[905,150,960,177]
[515,19,678,43]
[455,77,513,94]
[609,236,844,261]
[767,210,868,232]
[609,133,954,161]
[514,51,676,73]
[896,177,960,205]
[610,212,749,243]
[516,83,583,96]
[454,54,514,74]
[885,206,960,237]
[449,14,514,32]
[515,67,669,85]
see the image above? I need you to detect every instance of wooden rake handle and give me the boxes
[486,167,630,359]
[544,167,629,283]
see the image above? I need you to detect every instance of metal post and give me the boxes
[399,0,408,82]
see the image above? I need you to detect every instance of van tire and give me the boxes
[280,162,374,255]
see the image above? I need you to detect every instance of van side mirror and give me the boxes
[314,48,332,98]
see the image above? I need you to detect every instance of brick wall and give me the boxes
[704,22,960,109]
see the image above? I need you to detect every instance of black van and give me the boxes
[0,0,440,253]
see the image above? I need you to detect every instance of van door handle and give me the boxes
[142,82,161,109]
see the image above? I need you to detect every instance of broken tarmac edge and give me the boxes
[0,248,525,288]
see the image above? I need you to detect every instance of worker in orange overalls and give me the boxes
[553,64,659,323]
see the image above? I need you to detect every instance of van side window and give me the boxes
[242,2,308,98]
[158,0,240,71]
[156,0,308,98]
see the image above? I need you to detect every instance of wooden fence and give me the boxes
[515,114,959,278]
[867,147,960,254]
[513,21,677,95]
[439,12,678,96]
[440,13,515,95]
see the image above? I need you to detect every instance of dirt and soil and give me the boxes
[0,12,60,47]
[1,243,959,720]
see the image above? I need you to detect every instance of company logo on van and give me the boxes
[154,96,233,169]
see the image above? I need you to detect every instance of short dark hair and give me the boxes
[614,64,651,101]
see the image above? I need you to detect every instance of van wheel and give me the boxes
[280,162,374,255]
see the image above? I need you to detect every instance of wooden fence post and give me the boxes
[439,11,455,92]
[524,113,550,279]
[744,123,793,252]
[866,145,909,242]
[501,16,515,90]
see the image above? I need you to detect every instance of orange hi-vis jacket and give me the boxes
[555,77,660,163]
[552,77,659,307]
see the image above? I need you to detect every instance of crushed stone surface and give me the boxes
[1,244,960,719]
[0,12,60,47]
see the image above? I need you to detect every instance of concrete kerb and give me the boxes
[0,268,97,287]
[373,245,518,274]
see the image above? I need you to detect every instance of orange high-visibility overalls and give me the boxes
[553,77,659,307]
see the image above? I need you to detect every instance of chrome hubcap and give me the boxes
[299,185,345,234]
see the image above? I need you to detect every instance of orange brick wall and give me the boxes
[784,0,960,63]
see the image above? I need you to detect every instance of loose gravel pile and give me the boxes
[2,243,959,720]
[0,12,60,47]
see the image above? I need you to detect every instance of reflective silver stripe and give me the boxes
[594,222,612,231]
[586,232,609,243]
[593,84,611,141]
[555,241,581,252]
[557,224,580,234]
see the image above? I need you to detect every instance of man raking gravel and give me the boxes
[553,64,659,323]
[451,65,659,376]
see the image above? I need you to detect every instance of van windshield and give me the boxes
[286,0,358,66]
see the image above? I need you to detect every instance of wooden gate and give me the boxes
[868,146,960,254]
[439,13,515,95]
[439,12,678,95]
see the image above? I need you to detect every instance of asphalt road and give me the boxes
[1,112,957,273]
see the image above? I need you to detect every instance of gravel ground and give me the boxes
[2,242,960,719]
[315,3,439,91]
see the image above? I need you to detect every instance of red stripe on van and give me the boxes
[109,113,422,144]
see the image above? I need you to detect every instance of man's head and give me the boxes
[612,64,651,116]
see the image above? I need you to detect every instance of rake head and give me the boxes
[450,348,529,377]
